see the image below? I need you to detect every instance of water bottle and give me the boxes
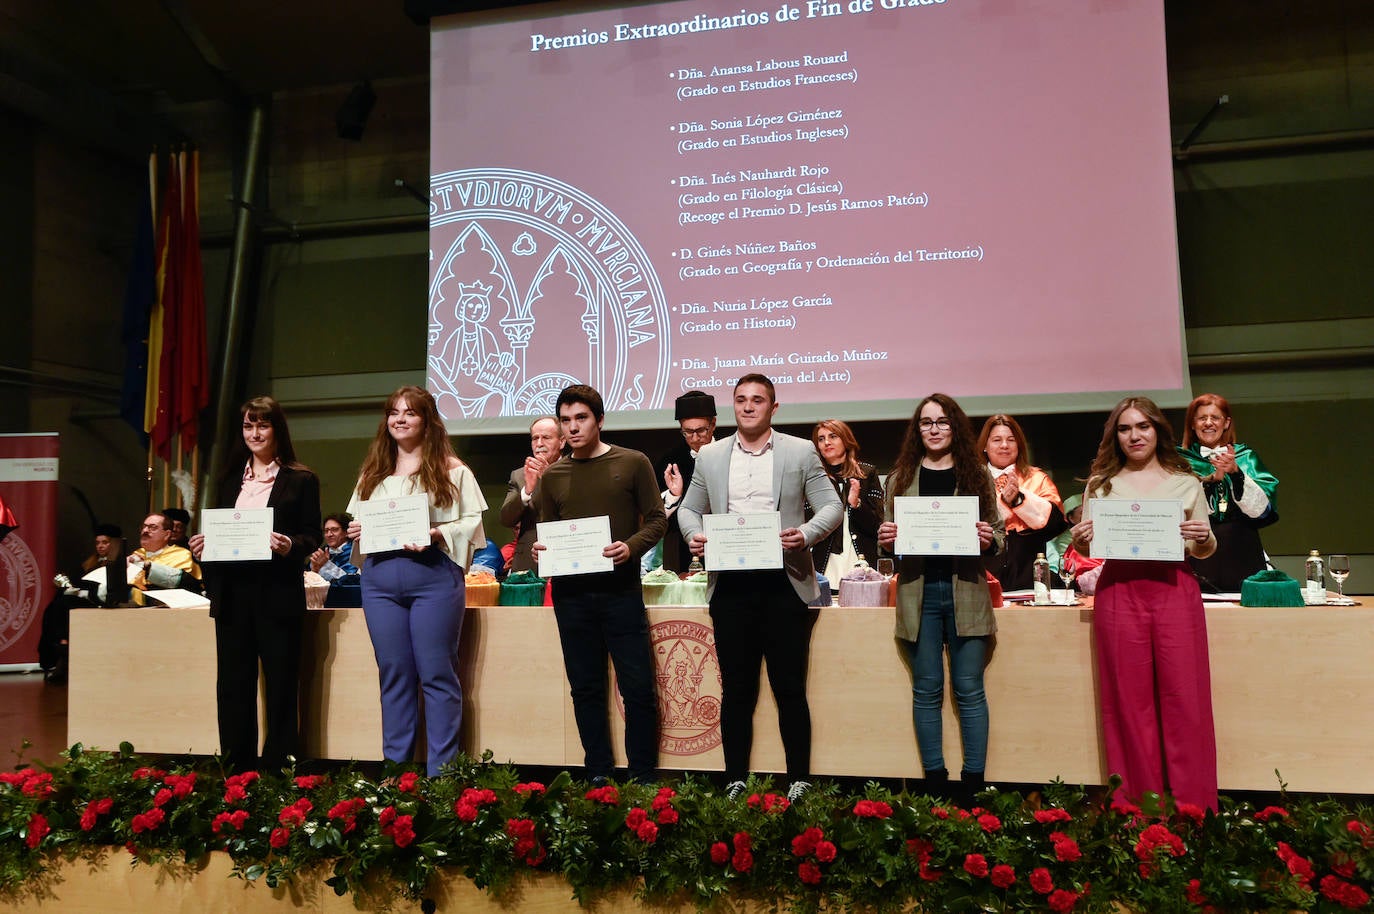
[1305,550,1325,604]
[1032,553,1052,605]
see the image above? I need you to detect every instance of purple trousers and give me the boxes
[362,550,466,776]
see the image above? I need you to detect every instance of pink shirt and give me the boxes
[236,460,280,509]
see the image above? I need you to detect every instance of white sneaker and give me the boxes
[725,780,747,801]
[787,780,812,802]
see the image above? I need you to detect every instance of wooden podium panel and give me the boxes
[68,603,1374,792]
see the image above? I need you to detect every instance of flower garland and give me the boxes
[1,744,1371,913]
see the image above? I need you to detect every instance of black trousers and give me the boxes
[709,570,817,781]
[214,591,303,771]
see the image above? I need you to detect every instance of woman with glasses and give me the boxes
[878,394,1003,803]
[808,419,884,584]
[1070,396,1218,810]
[977,414,1067,590]
[1176,394,1279,592]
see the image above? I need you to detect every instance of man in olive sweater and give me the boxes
[535,384,667,783]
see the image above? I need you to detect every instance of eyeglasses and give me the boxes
[918,418,951,430]
[681,426,713,440]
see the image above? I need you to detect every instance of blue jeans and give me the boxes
[552,588,659,782]
[903,577,989,774]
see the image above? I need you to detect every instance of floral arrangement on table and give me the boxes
[2,744,1371,913]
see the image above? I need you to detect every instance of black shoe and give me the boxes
[922,767,949,799]
[956,770,986,809]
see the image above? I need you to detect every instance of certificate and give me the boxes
[356,494,431,554]
[703,512,783,572]
[537,515,614,577]
[200,507,273,562]
[1089,498,1184,561]
[892,496,980,556]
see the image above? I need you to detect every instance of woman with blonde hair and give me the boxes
[347,386,486,776]
[809,419,885,581]
[1071,396,1218,810]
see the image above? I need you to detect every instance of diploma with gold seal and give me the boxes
[1089,498,1184,562]
[703,512,783,572]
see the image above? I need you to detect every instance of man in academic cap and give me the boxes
[655,390,719,573]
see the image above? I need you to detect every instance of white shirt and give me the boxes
[726,433,776,514]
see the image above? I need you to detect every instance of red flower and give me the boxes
[747,792,790,813]
[80,797,114,831]
[131,766,165,781]
[1331,852,1357,879]
[792,826,823,857]
[625,807,649,829]
[1035,807,1073,824]
[1110,797,1142,816]
[731,831,753,871]
[269,827,290,849]
[991,864,1016,888]
[131,807,165,834]
[635,821,658,844]
[212,809,250,834]
[294,775,326,791]
[1051,831,1083,862]
[327,797,367,833]
[652,787,677,811]
[657,807,679,825]
[931,806,949,820]
[1048,888,1081,912]
[1135,824,1185,862]
[815,841,836,863]
[977,813,1002,832]
[963,853,989,878]
[164,773,197,798]
[906,838,934,862]
[1320,874,1371,909]
[454,786,498,823]
[507,818,544,866]
[918,861,943,882]
[854,799,893,819]
[25,813,49,849]
[1275,842,1314,885]
[1186,878,1208,905]
[1347,819,1374,848]
[152,788,174,807]
[278,798,313,827]
[396,771,419,793]
[514,781,545,795]
[1254,805,1288,821]
[710,842,730,865]
[585,785,620,805]
[1030,867,1054,895]
[1175,802,1206,824]
[223,771,259,805]
[798,860,822,885]
[389,814,416,847]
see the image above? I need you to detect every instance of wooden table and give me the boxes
[68,600,1373,792]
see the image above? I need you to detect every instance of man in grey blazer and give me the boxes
[678,373,842,800]
[499,415,563,573]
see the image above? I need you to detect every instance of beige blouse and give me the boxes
[347,464,488,569]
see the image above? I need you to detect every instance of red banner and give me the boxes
[0,434,60,666]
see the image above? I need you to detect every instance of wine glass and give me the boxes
[1328,554,1354,605]
[1057,561,1077,605]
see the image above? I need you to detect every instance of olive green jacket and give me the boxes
[888,471,1005,641]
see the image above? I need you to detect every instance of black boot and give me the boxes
[956,770,986,809]
[921,767,949,800]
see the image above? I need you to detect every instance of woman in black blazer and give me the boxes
[190,396,321,771]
